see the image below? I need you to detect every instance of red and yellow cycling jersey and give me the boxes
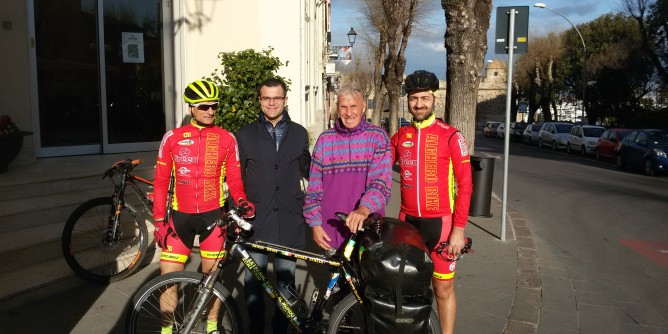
[390,114,473,228]
[152,119,246,221]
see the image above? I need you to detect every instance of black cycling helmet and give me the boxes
[404,70,439,94]
[183,80,220,104]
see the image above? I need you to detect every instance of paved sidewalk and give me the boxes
[0,171,532,334]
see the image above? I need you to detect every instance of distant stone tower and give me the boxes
[476,60,507,129]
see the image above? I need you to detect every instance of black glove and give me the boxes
[237,198,255,219]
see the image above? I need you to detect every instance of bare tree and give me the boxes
[357,0,430,135]
[623,0,668,83]
[358,0,388,127]
[380,0,420,135]
[514,33,565,122]
[441,0,493,153]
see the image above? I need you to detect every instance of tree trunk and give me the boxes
[442,0,493,155]
[371,33,388,127]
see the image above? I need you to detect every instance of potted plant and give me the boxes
[0,115,33,173]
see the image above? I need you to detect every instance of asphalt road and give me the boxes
[474,133,668,331]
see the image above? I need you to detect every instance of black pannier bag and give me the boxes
[358,217,435,334]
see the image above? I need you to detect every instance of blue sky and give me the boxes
[330,0,620,80]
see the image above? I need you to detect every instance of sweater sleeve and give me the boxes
[449,131,473,228]
[390,131,399,164]
[359,131,393,213]
[303,137,324,227]
[223,132,247,204]
[153,130,174,221]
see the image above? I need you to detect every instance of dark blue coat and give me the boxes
[236,113,311,249]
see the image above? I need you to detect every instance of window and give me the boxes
[583,127,605,137]
[636,132,648,146]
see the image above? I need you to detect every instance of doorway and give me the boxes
[30,0,166,157]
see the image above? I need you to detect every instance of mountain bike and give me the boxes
[61,159,171,283]
[124,210,444,334]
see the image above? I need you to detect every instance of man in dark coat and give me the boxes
[235,77,311,334]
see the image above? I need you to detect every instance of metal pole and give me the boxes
[501,9,517,242]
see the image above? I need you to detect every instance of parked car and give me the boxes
[522,123,542,145]
[616,129,668,176]
[496,122,506,138]
[538,122,574,150]
[567,125,606,156]
[509,122,527,142]
[483,121,501,137]
[596,128,631,161]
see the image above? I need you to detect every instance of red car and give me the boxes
[596,128,631,161]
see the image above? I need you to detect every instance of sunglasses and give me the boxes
[191,103,219,111]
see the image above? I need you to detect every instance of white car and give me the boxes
[496,122,506,138]
[538,122,574,150]
[567,125,606,156]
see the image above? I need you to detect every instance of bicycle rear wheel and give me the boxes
[125,271,242,334]
[61,196,148,283]
[326,293,441,333]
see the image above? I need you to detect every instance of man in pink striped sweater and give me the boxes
[303,82,393,250]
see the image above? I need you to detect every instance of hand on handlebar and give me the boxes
[236,198,255,219]
[345,206,371,232]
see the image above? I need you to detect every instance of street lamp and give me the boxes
[347,27,357,47]
[534,3,587,123]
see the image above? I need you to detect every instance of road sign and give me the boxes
[495,6,529,54]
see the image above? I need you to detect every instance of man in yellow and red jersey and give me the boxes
[152,79,254,334]
[390,70,473,334]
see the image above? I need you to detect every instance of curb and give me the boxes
[504,209,542,334]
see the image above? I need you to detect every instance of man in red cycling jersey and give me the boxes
[391,70,473,334]
[152,79,255,334]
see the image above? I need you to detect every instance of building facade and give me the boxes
[1,0,329,163]
[476,60,508,129]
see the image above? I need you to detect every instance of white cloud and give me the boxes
[420,41,445,52]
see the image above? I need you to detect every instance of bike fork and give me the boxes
[180,273,216,333]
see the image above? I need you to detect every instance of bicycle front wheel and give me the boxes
[326,293,441,333]
[61,196,148,283]
[125,271,242,334]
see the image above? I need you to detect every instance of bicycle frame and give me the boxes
[106,165,154,245]
[180,211,369,334]
[235,240,363,333]
[106,160,174,238]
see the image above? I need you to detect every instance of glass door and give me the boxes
[31,0,165,157]
[102,0,165,153]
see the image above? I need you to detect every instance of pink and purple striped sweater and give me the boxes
[303,119,393,249]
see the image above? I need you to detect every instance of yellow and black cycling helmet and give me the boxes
[404,70,439,94]
[183,80,220,104]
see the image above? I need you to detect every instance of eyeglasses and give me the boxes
[435,237,474,262]
[259,96,286,103]
[190,103,219,111]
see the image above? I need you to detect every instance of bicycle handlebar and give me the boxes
[225,209,253,231]
[104,159,144,178]
[327,212,382,256]
[207,208,254,232]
